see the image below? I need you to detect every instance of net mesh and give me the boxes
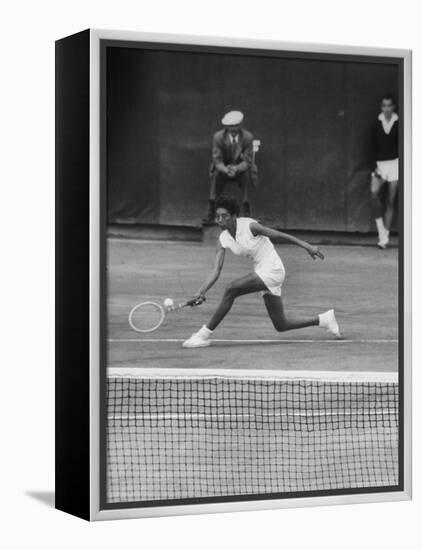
[106,371,399,504]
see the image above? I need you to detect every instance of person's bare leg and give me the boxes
[371,173,384,219]
[371,174,388,245]
[206,273,267,331]
[183,273,267,347]
[384,179,398,231]
[263,294,318,332]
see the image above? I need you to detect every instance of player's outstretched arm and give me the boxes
[250,222,324,260]
[195,241,226,298]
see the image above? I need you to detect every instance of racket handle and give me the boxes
[185,295,206,307]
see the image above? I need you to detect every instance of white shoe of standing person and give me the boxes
[182,325,213,348]
[378,228,390,249]
[318,309,342,339]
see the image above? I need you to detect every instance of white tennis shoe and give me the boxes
[182,325,212,348]
[377,228,390,249]
[318,309,342,338]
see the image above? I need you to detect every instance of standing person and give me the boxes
[371,94,399,249]
[203,111,254,222]
[184,196,341,348]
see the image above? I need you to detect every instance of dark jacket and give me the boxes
[211,128,254,175]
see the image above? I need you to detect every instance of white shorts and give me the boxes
[255,263,286,297]
[374,159,399,182]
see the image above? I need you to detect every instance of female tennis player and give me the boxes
[183,196,341,348]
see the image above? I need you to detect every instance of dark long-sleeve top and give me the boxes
[373,113,399,162]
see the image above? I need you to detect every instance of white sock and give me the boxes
[198,325,213,338]
[318,312,327,328]
[375,217,386,236]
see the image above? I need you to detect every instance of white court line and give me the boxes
[108,338,398,344]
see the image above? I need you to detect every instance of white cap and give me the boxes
[221,110,244,126]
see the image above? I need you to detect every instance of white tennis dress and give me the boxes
[219,217,286,296]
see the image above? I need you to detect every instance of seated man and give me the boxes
[203,111,254,222]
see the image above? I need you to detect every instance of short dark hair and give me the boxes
[381,93,396,105]
[215,195,240,216]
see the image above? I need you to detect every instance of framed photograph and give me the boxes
[55,29,412,521]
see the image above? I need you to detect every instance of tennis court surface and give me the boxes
[106,239,399,503]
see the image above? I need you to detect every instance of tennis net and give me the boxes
[106,368,399,504]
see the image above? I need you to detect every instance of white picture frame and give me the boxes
[55,29,412,521]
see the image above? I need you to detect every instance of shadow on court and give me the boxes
[26,491,55,508]
[107,239,398,373]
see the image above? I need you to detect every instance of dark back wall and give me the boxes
[107,47,398,232]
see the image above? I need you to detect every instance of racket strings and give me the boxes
[128,302,165,333]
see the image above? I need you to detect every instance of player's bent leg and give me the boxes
[207,273,267,330]
[263,294,318,332]
[182,273,266,348]
[263,294,342,338]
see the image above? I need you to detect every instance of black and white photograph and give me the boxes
[4,0,422,542]
[101,39,405,509]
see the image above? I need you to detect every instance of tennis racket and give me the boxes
[128,296,206,333]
